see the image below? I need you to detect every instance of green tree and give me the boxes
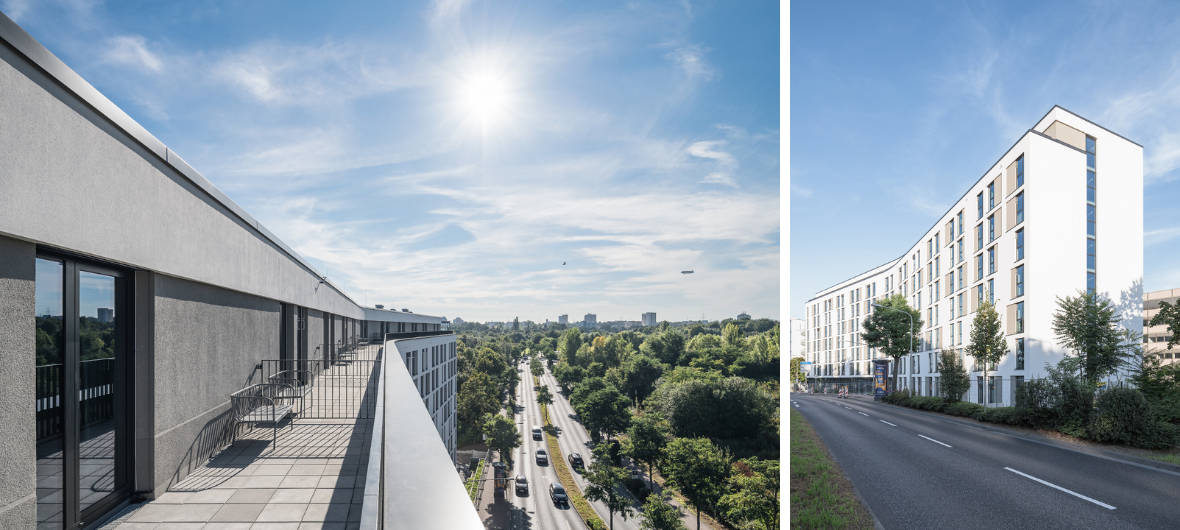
[860,293,922,392]
[640,493,686,530]
[721,323,744,349]
[576,384,632,442]
[641,331,686,365]
[617,354,665,407]
[967,299,1007,406]
[718,457,779,530]
[482,413,521,468]
[553,361,587,393]
[1150,300,1180,348]
[536,384,553,406]
[789,357,806,388]
[1053,291,1141,385]
[530,356,543,378]
[625,412,671,484]
[457,371,499,443]
[648,377,775,445]
[559,328,584,366]
[663,437,730,530]
[584,446,635,530]
[938,348,971,402]
[513,316,520,331]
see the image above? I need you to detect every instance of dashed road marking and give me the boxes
[918,434,952,448]
[880,420,897,427]
[1004,467,1116,510]
[857,412,869,416]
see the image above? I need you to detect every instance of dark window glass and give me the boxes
[1088,186,1095,203]
[1016,339,1025,370]
[1086,136,1096,153]
[1087,204,1096,236]
[1016,302,1024,333]
[1017,156,1024,187]
[989,215,995,241]
[976,224,983,250]
[988,183,995,209]
[977,193,983,218]
[35,258,65,526]
[1016,193,1024,224]
[1087,152,1096,168]
[1016,229,1024,260]
[988,248,995,274]
[1016,265,1024,297]
[1087,169,1096,191]
[1088,272,1096,294]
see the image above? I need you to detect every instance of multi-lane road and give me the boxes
[792,392,1180,529]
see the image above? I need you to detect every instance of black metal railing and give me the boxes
[257,344,382,420]
[36,358,114,440]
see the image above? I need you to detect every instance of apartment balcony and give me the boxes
[98,331,476,529]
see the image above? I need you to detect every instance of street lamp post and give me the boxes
[871,302,915,393]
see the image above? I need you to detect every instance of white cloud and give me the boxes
[102,35,163,73]
[1146,226,1180,247]
[701,172,737,187]
[688,140,739,187]
[667,44,714,80]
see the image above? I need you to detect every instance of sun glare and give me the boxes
[458,68,511,131]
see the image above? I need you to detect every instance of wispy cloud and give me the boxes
[687,140,739,187]
[102,35,162,72]
[1146,226,1180,247]
[667,44,714,80]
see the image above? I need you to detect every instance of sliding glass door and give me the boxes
[35,255,131,528]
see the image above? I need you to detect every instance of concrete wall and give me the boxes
[0,235,36,527]
[0,29,361,321]
[308,310,325,364]
[152,274,281,495]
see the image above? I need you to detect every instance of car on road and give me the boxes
[567,452,584,471]
[549,482,568,507]
[532,428,543,440]
[535,449,549,465]
[515,475,529,495]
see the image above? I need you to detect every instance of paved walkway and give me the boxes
[102,346,381,529]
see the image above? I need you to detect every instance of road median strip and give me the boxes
[791,408,875,529]
[536,375,607,530]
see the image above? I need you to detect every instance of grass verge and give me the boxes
[466,458,485,502]
[790,409,874,530]
[540,391,606,529]
[1143,452,1180,466]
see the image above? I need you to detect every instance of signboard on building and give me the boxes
[873,359,890,400]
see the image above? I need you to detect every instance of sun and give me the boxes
[457,67,512,132]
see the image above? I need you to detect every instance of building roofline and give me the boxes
[0,11,360,308]
[807,104,1138,304]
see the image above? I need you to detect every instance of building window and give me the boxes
[957,321,963,345]
[988,247,995,274]
[988,214,995,241]
[988,181,995,210]
[958,210,964,234]
[1016,265,1024,297]
[1088,272,1096,294]
[976,254,983,280]
[1016,192,1024,224]
[1016,338,1025,370]
[1016,302,1025,333]
[1088,170,1096,203]
[1087,204,1096,236]
[1087,238,1096,271]
[957,293,964,316]
[1086,135,1096,295]
[977,192,984,218]
[1017,155,1024,188]
[958,265,964,290]
[959,240,964,262]
[1016,228,1024,261]
[976,224,983,250]
[976,284,984,306]
[988,279,994,305]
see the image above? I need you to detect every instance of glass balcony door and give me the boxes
[35,255,130,528]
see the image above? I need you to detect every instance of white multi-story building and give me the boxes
[789,318,805,359]
[804,106,1143,405]
[583,313,597,327]
[642,312,657,326]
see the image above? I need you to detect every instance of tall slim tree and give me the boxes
[482,413,521,469]
[535,384,553,406]
[625,412,671,484]
[967,299,1007,406]
[938,348,971,402]
[1053,291,1140,384]
[663,437,730,530]
[861,293,922,393]
[584,446,635,530]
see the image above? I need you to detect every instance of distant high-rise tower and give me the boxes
[641,312,657,326]
[97,307,114,323]
[558,314,569,325]
[583,313,597,327]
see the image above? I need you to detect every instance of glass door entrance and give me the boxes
[35,256,130,528]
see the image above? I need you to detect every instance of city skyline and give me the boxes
[3,0,780,323]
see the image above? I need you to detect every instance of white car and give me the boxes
[535,449,549,465]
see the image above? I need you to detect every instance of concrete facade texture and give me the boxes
[0,235,37,524]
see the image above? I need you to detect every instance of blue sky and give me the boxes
[3,0,780,323]
[792,0,1180,319]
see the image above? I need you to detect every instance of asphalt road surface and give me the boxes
[791,393,1180,529]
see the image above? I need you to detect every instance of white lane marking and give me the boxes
[857,411,869,416]
[880,420,897,427]
[1003,467,1116,510]
[793,404,800,408]
[918,434,952,448]
[843,406,851,410]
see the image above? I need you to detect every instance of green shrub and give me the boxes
[909,396,946,412]
[883,389,912,405]
[1088,387,1150,445]
[980,406,1025,426]
[944,401,985,419]
[1015,378,1061,429]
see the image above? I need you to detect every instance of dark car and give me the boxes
[549,482,568,507]
[515,475,529,495]
[535,449,549,465]
[567,452,584,471]
[532,428,543,441]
